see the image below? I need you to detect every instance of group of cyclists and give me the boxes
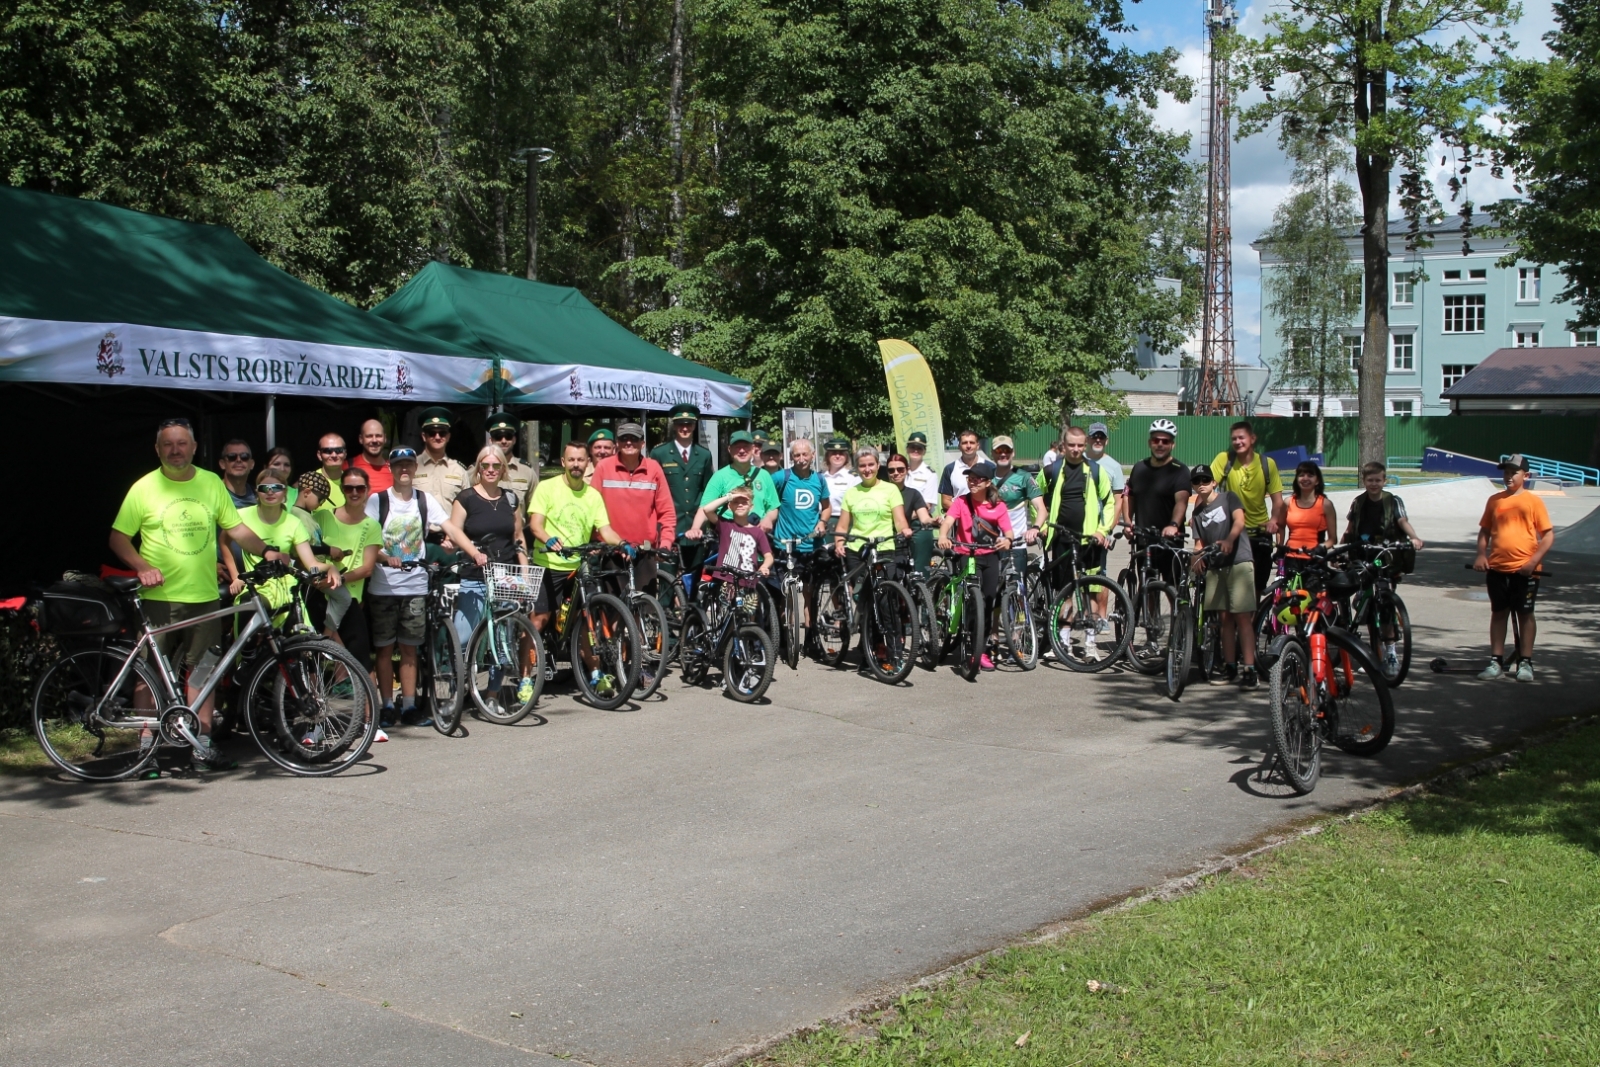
[62,399,1558,785]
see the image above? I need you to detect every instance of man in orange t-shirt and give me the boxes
[1472,454,1554,682]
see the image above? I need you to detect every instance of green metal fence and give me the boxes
[1008,415,1600,470]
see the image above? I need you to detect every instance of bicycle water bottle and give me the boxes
[556,600,570,632]
[190,645,223,689]
[1309,631,1328,684]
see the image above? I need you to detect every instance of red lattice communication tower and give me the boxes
[1195,0,1246,416]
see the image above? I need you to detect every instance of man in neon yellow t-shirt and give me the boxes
[1208,420,1284,598]
[110,419,268,769]
[527,439,627,634]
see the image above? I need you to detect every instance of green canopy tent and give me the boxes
[371,262,752,417]
[0,187,493,404]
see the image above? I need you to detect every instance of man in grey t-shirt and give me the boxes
[1190,464,1257,688]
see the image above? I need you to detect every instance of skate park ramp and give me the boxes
[1327,478,1600,546]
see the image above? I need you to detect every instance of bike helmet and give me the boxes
[1149,418,1178,437]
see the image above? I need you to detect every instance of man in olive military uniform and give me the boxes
[415,406,469,504]
[650,404,714,568]
[476,411,538,499]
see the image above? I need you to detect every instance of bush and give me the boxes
[0,608,57,730]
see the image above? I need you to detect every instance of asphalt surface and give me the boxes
[5,508,1598,1067]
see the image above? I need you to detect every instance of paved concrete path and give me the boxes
[5,536,1598,1067]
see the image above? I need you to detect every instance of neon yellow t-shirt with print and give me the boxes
[316,510,381,600]
[528,476,611,572]
[1208,452,1284,529]
[237,505,310,609]
[840,479,903,541]
[111,467,242,604]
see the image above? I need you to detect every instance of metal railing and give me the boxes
[1503,453,1600,486]
[1386,455,1423,471]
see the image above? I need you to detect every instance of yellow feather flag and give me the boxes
[878,338,945,471]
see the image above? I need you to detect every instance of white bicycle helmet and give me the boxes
[1149,418,1178,437]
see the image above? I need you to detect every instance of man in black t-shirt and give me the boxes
[1123,420,1189,583]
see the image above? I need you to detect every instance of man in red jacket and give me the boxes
[592,422,677,593]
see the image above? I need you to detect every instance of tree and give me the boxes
[1260,104,1361,455]
[1496,0,1600,330]
[1238,0,1520,466]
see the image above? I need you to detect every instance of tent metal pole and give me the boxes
[265,394,277,448]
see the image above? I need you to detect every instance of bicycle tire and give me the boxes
[1046,576,1134,673]
[753,582,782,651]
[1268,639,1320,794]
[1165,602,1194,701]
[248,638,378,776]
[629,591,669,700]
[783,580,805,671]
[32,645,161,781]
[723,624,776,702]
[1252,597,1281,671]
[657,577,688,664]
[571,592,640,710]
[1326,627,1396,756]
[678,605,711,686]
[954,581,984,681]
[812,571,852,667]
[1200,613,1223,680]
[912,578,941,670]
[999,581,1038,670]
[1127,581,1177,675]
[426,617,466,735]
[468,609,543,724]
[1365,594,1412,688]
[862,580,917,684]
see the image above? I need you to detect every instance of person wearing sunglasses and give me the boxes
[217,438,257,509]
[315,433,350,510]
[315,467,381,673]
[883,453,935,571]
[477,412,538,498]
[222,470,340,619]
[415,406,469,505]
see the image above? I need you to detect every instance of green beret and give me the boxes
[418,406,454,429]
[587,427,615,444]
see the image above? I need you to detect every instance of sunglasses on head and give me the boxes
[222,452,252,462]
[255,482,286,494]
[341,482,368,493]
[389,448,418,461]
[158,417,193,431]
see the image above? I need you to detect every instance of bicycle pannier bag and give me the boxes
[40,580,128,636]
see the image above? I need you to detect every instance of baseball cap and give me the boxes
[1190,464,1215,485]
[990,435,1015,452]
[728,430,756,446]
[760,437,782,454]
[616,422,645,439]
[1498,453,1530,472]
[1087,421,1109,437]
[967,460,997,481]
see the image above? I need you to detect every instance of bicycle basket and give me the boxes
[485,563,544,608]
[40,579,129,636]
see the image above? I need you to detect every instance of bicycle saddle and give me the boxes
[105,577,143,594]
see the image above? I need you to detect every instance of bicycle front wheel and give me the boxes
[1128,582,1176,675]
[1327,627,1396,756]
[247,638,377,776]
[1365,594,1413,688]
[999,582,1038,670]
[912,578,940,671]
[862,580,917,684]
[1165,602,1194,701]
[1047,576,1134,673]
[723,624,776,702]
[630,591,669,700]
[678,606,711,686]
[426,617,465,735]
[1268,640,1320,794]
[571,593,639,710]
[812,571,852,667]
[954,582,984,681]
[32,646,160,781]
[657,576,688,664]
[782,580,805,671]
[468,609,543,725]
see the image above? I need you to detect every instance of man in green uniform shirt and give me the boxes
[110,418,268,770]
[650,403,714,575]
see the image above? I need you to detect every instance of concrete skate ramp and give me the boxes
[1549,498,1600,554]
[1328,477,1600,546]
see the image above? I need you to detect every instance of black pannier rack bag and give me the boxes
[40,575,130,637]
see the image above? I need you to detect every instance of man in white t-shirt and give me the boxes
[938,429,987,510]
[365,447,449,726]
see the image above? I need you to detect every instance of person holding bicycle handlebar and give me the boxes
[528,440,631,636]
[938,460,1012,671]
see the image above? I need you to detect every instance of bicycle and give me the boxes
[1264,548,1396,795]
[771,538,816,671]
[32,562,378,780]
[415,559,467,734]
[907,553,947,671]
[837,533,919,684]
[1163,544,1225,701]
[462,561,546,725]
[1037,525,1135,672]
[995,550,1038,670]
[931,542,990,681]
[541,542,641,710]
[605,546,670,700]
[1116,526,1182,676]
[677,564,777,701]
[1335,540,1415,686]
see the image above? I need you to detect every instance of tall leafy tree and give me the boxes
[1238,0,1520,465]
[1261,102,1361,455]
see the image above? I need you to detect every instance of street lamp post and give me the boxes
[512,147,556,281]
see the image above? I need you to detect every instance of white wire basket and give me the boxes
[485,563,545,608]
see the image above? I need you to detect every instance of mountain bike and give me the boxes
[1264,548,1396,794]
[677,565,777,701]
[1038,525,1134,672]
[1335,541,1415,686]
[839,533,919,684]
[1163,544,1225,701]
[1116,526,1181,675]
[542,542,642,710]
[908,553,948,671]
[995,550,1038,669]
[772,538,815,670]
[605,546,669,700]
[416,559,466,734]
[932,543,989,681]
[33,562,378,780]
[655,540,692,664]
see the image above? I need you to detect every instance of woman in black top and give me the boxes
[884,453,935,570]
[449,445,529,642]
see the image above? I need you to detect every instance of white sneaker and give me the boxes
[1383,643,1400,675]
[373,728,389,743]
[1083,635,1100,661]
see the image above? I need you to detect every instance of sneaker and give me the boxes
[399,705,432,728]
[373,728,390,743]
[1515,659,1534,683]
[1238,665,1259,690]
[516,676,535,704]
[1382,643,1400,675]
[1477,659,1504,681]
[379,704,397,728]
[190,738,236,772]
[1094,617,1110,635]
[980,653,995,671]
[300,722,326,748]
[1082,635,1100,662]
[592,671,616,698]
[1058,626,1072,647]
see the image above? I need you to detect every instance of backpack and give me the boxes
[375,487,428,532]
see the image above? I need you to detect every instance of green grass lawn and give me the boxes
[766,722,1600,1066]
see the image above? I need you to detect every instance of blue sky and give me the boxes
[1112,0,1558,364]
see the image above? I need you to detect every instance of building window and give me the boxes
[1391,333,1415,371]
[1443,294,1486,333]
[1291,399,1312,417]
[1575,329,1598,346]
[1341,334,1363,370]
[1393,272,1415,305]
[1391,399,1415,417]
[1469,268,1487,280]
[1514,329,1541,348]
[1518,267,1541,302]
[1442,364,1475,390]
[1443,269,1461,281]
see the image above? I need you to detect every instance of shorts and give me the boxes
[323,585,355,630]
[144,599,222,670]
[1486,570,1539,613]
[369,594,426,647]
[1203,563,1256,614]
[534,567,576,616]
